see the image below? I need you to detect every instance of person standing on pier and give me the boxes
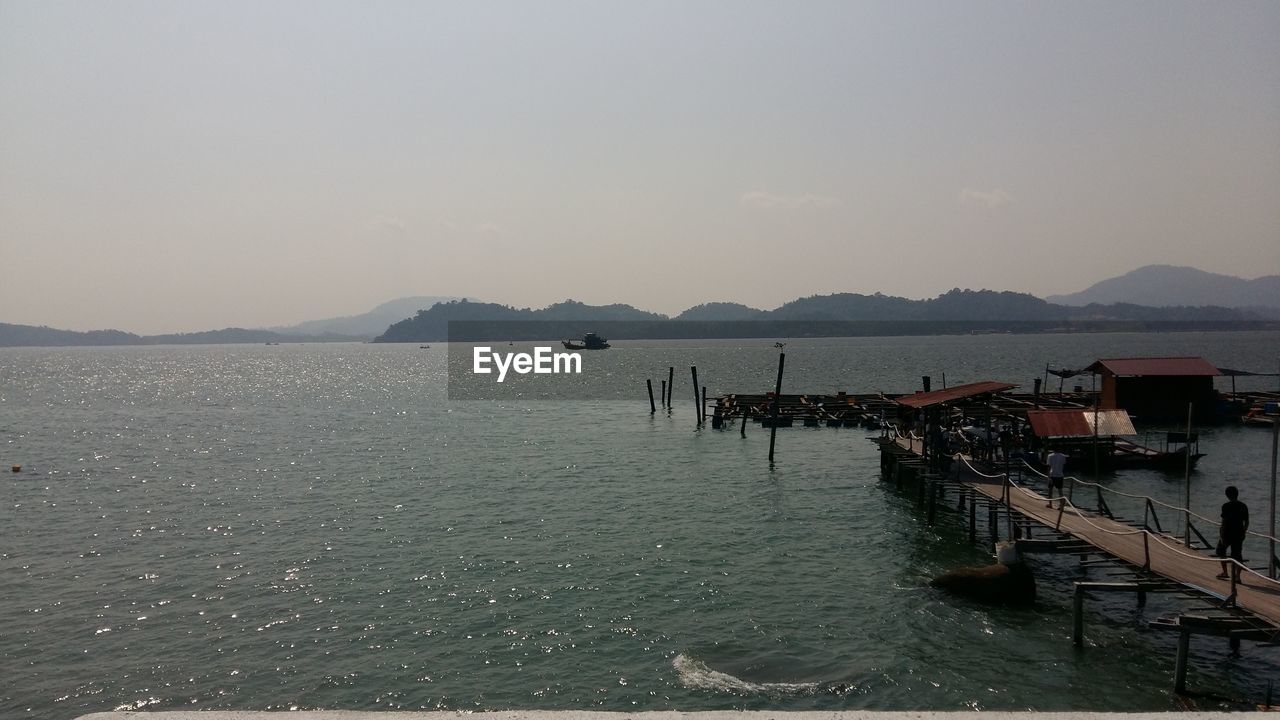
[1045,447,1067,507]
[1216,486,1249,582]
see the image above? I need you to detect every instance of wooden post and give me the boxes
[768,352,786,463]
[1004,473,1014,539]
[701,386,708,423]
[1174,629,1191,693]
[660,380,666,408]
[1271,419,1278,579]
[667,367,674,407]
[646,379,656,413]
[1072,584,1085,647]
[968,490,977,543]
[740,406,748,437]
[690,366,701,425]
[1183,403,1193,546]
[927,480,938,525]
[1092,390,1100,481]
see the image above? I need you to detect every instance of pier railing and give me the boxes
[956,455,1280,601]
[1014,458,1280,551]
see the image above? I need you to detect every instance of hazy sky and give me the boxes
[2,1,1278,333]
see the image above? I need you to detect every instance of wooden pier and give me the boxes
[877,432,1280,696]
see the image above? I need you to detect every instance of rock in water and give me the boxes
[930,562,1036,605]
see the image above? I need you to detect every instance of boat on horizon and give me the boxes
[562,332,610,350]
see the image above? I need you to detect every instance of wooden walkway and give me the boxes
[889,436,1280,632]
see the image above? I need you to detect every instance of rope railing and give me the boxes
[955,456,1280,597]
[1017,458,1280,546]
[884,424,923,454]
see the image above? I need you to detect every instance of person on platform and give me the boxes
[1045,448,1067,507]
[1216,486,1250,582]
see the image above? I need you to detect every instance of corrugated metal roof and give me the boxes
[1085,357,1220,377]
[896,381,1017,409]
[1027,409,1137,438]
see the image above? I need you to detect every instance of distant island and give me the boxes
[374,290,1277,343]
[0,324,362,348]
[2,265,1276,347]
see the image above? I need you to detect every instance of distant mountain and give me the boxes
[0,323,140,347]
[372,290,1267,342]
[0,322,355,348]
[531,299,667,321]
[1046,265,1280,312]
[272,295,462,338]
[6,284,1273,347]
[764,289,1069,321]
[375,298,666,342]
[675,302,767,321]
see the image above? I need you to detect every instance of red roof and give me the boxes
[896,381,1017,409]
[1026,409,1136,438]
[1085,357,1220,377]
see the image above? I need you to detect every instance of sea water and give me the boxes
[3,331,1279,718]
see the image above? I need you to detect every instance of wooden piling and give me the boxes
[927,481,938,525]
[667,367,674,407]
[647,379,656,413]
[968,490,977,543]
[1174,629,1191,693]
[1072,584,1085,646]
[740,406,748,437]
[660,380,667,408]
[701,386,708,423]
[690,367,702,425]
[768,352,785,463]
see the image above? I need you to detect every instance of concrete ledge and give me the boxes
[72,707,1249,712]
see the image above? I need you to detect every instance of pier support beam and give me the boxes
[927,479,938,525]
[1074,581,1172,648]
[1073,585,1085,647]
[968,491,977,544]
[1174,629,1191,694]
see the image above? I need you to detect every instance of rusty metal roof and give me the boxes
[1027,409,1137,438]
[896,381,1017,409]
[1085,357,1220,377]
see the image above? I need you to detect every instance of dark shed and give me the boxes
[1084,357,1219,422]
